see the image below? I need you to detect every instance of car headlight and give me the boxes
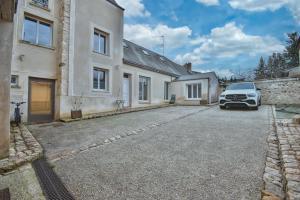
[247,93,256,97]
[219,95,225,97]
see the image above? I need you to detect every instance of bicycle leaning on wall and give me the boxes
[10,101,26,125]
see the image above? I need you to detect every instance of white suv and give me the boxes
[219,82,261,110]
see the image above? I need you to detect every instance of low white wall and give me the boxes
[59,95,117,118]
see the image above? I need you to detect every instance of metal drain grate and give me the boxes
[0,188,10,200]
[33,159,75,200]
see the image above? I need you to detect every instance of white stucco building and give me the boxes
[9,0,219,123]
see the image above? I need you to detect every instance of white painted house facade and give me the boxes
[9,0,219,123]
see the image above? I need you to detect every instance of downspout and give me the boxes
[68,0,75,96]
[208,78,211,104]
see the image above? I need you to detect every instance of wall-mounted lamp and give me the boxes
[19,54,25,62]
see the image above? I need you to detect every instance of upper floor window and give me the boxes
[32,0,49,9]
[93,67,109,91]
[187,83,201,99]
[23,16,52,48]
[93,29,109,55]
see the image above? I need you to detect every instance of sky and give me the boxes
[115,0,300,78]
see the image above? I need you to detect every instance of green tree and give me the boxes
[284,32,299,68]
[255,56,266,80]
[266,56,273,79]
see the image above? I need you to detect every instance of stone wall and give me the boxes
[255,78,300,105]
[0,21,13,159]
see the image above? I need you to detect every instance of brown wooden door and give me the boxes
[28,78,55,123]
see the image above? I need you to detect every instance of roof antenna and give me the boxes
[161,35,165,56]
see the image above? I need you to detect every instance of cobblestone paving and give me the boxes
[31,106,271,200]
[277,123,300,200]
[0,124,43,174]
[262,107,300,200]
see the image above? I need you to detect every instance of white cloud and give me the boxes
[116,0,150,17]
[229,0,288,11]
[228,0,300,23]
[175,22,284,65]
[195,0,220,6]
[124,24,192,50]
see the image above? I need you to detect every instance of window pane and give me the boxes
[100,35,106,54]
[11,75,18,85]
[193,84,197,98]
[188,85,192,98]
[143,79,148,100]
[93,33,99,52]
[139,77,143,100]
[32,0,49,8]
[99,71,106,90]
[93,70,99,89]
[164,82,169,100]
[198,84,201,98]
[38,21,52,47]
[24,17,37,43]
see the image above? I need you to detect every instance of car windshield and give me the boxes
[227,83,254,90]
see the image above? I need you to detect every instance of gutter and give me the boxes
[106,0,124,10]
[172,77,211,82]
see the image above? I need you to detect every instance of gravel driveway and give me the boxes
[29,105,272,200]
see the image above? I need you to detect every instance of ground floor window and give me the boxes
[93,67,108,91]
[11,75,19,87]
[187,83,201,99]
[164,82,169,100]
[139,76,150,101]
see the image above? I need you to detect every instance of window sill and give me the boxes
[92,89,110,93]
[29,2,50,12]
[138,100,150,104]
[11,85,21,89]
[186,98,202,101]
[20,40,55,50]
[92,51,110,57]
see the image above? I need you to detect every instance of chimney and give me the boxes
[184,62,192,73]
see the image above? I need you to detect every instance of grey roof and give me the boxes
[175,72,218,81]
[123,40,190,77]
[106,0,124,10]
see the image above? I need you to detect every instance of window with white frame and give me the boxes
[93,68,108,91]
[93,29,109,55]
[11,75,19,87]
[139,76,150,101]
[23,15,52,47]
[32,0,49,8]
[187,83,202,99]
[164,82,169,100]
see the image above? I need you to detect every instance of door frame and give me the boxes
[123,73,132,108]
[28,77,55,123]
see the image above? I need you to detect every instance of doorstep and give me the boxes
[60,104,173,123]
